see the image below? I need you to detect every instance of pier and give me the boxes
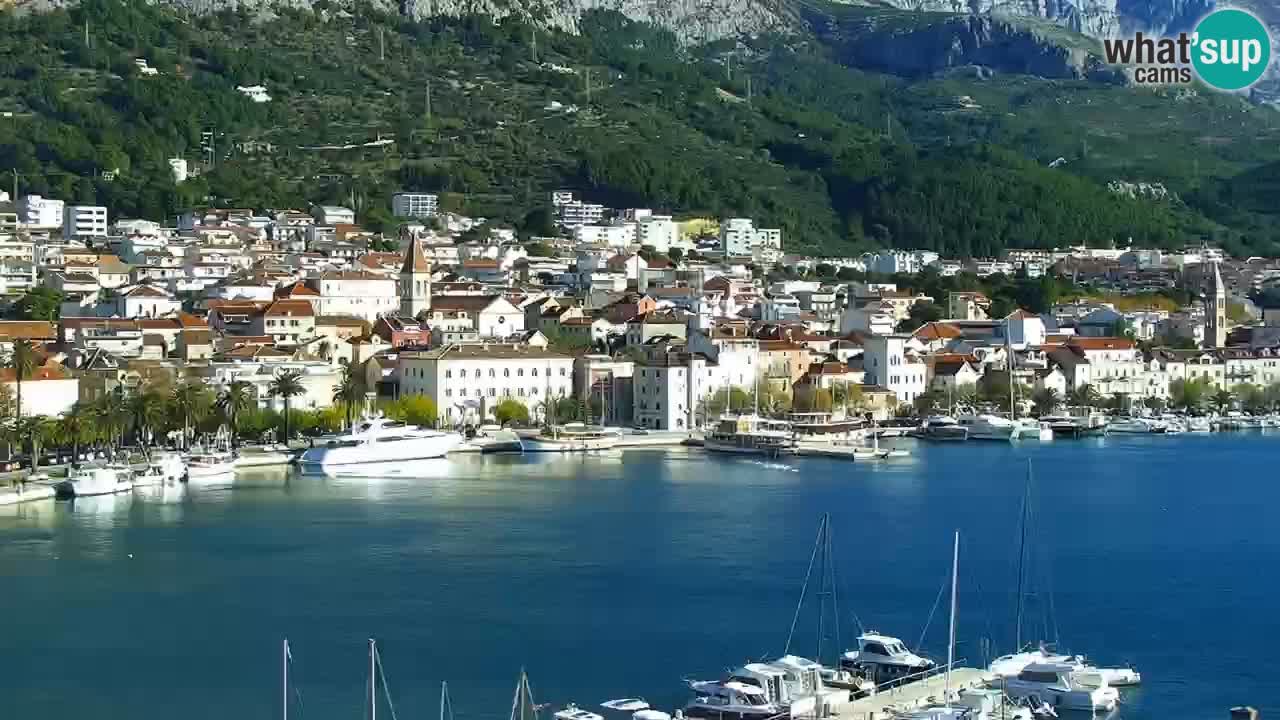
[838,668,987,719]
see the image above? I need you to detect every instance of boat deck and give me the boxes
[837,668,987,719]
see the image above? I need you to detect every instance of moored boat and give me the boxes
[916,416,968,442]
[521,423,621,452]
[299,416,463,470]
[186,450,237,481]
[55,465,134,498]
[705,415,794,457]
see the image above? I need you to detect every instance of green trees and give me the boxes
[217,381,254,443]
[269,370,306,441]
[1066,383,1102,409]
[171,381,213,449]
[332,364,366,429]
[494,398,531,426]
[1170,377,1211,412]
[383,395,438,427]
[1031,388,1061,417]
[7,288,65,322]
[6,339,37,426]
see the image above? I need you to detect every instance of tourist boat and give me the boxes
[840,633,936,688]
[988,648,1141,687]
[1107,417,1168,434]
[133,452,188,486]
[521,423,620,453]
[55,465,134,498]
[186,451,237,481]
[705,415,795,457]
[997,662,1118,712]
[683,679,783,720]
[299,416,463,470]
[916,416,968,442]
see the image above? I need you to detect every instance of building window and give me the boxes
[531,387,539,396]
[445,390,452,397]
[503,388,511,397]
[504,368,510,377]
[474,369,481,378]
[517,368,524,377]
[489,369,495,377]
[445,370,451,378]
[532,368,538,377]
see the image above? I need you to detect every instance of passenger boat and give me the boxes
[55,465,134,498]
[705,415,794,457]
[521,423,621,452]
[997,662,1118,712]
[299,416,463,470]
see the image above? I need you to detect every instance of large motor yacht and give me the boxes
[997,662,1119,712]
[840,633,936,688]
[299,416,463,470]
[705,415,795,456]
[988,648,1140,687]
[683,680,783,720]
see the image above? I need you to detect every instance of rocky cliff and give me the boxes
[866,0,1216,38]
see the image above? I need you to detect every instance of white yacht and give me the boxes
[55,465,134,498]
[522,423,621,452]
[233,445,293,468]
[1107,417,1168,434]
[840,633,935,688]
[706,415,794,456]
[555,705,605,720]
[988,649,1140,687]
[683,680,783,720]
[186,451,237,481]
[917,416,969,442]
[133,452,188,486]
[299,417,463,470]
[956,414,1019,441]
[998,662,1118,712]
[1186,416,1212,432]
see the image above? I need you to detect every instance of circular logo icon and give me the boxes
[1192,8,1272,91]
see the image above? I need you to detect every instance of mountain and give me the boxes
[3,0,1280,258]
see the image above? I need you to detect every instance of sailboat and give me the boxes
[893,533,1035,720]
[986,465,1141,689]
[510,669,548,720]
[366,639,402,720]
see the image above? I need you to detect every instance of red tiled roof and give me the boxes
[1068,336,1134,351]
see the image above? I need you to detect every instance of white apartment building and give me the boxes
[862,334,927,405]
[574,224,634,247]
[392,193,439,218]
[315,271,398,322]
[719,218,781,257]
[632,348,722,431]
[552,192,605,227]
[427,295,525,339]
[18,195,64,228]
[63,205,108,240]
[200,360,339,412]
[311,205,356,226]
[634,214,677,252]
[399,344,575,425]
[868,251,923,275]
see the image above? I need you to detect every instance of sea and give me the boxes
[0,434,1276,720]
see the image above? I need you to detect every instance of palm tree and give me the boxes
[9,415,54,471]
[217,381,254,446]
[269,370,306,443]
[90,387,130,451]
[128,387,169,452]
[1212,388,1235,413]
[6,339,38,422]
[1031,387,1061,417]
[332,364,365,429]
[171,381,213,450]
[1067,383,1102,409]
[56,407,93,464]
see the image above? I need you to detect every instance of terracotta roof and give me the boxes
[276,281,320,297]
[0,321,56,341]
[142,333,167,347]
[316,315,367,327]
[181,329,213,345]
[430,295,503,312]
[224,344,291,359]
[914,322,962,341]
[59,273,99,284]
[319,271,394,282]
[136,318,181,330]
[177,312,208,329]
[0,360,69,382]
[125,284,171,298]
[265,299,315,318]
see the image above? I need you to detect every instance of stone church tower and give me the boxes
[1204,259,1227,349]
[400,234,432,319]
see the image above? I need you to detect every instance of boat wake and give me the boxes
[747,460,798,472]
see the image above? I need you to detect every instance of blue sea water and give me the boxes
[0,435,1277,720]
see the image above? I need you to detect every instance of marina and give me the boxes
[0,435,1275,719]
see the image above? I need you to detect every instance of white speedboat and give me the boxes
[917,416,968,442]
[521,423,620,453]
[705,415,794,456]
[299,417,463,470]
[186,451,236,481]
[999,662,1118,712]
[1107,417,1167,434]
[840,632,935,688]
[133,452,188,486]
[55,465,134,498]
[683,680,782,720]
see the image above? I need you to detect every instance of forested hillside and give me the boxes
[2,0,1279,256]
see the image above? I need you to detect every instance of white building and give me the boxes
[316,271,399,322]
[573,224,634,247]
[552,192,605,228]
[311,205,356,226]
[719,218,781,257]
[118,284,184,318]
[632,349,719,431]
[63,205,108,240]
[399,344,575,425]
[862,334,927,405]
[3,363,79,417]
[427,295,525,339]
[634,214,677,253]
[392,193,440,218]
[18,195,64,228]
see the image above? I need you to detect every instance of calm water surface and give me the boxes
[1,435,1277,719]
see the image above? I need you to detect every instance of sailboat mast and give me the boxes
[282,639,289,720]
[440,681,449,720]
[1015,465,1031,651]
[946,531,959,709]
[1007,324,1017,419]
[369,639,377,720]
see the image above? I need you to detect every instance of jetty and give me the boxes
[839,667,987,719]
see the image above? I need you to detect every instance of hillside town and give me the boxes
[2,186,1280,439]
